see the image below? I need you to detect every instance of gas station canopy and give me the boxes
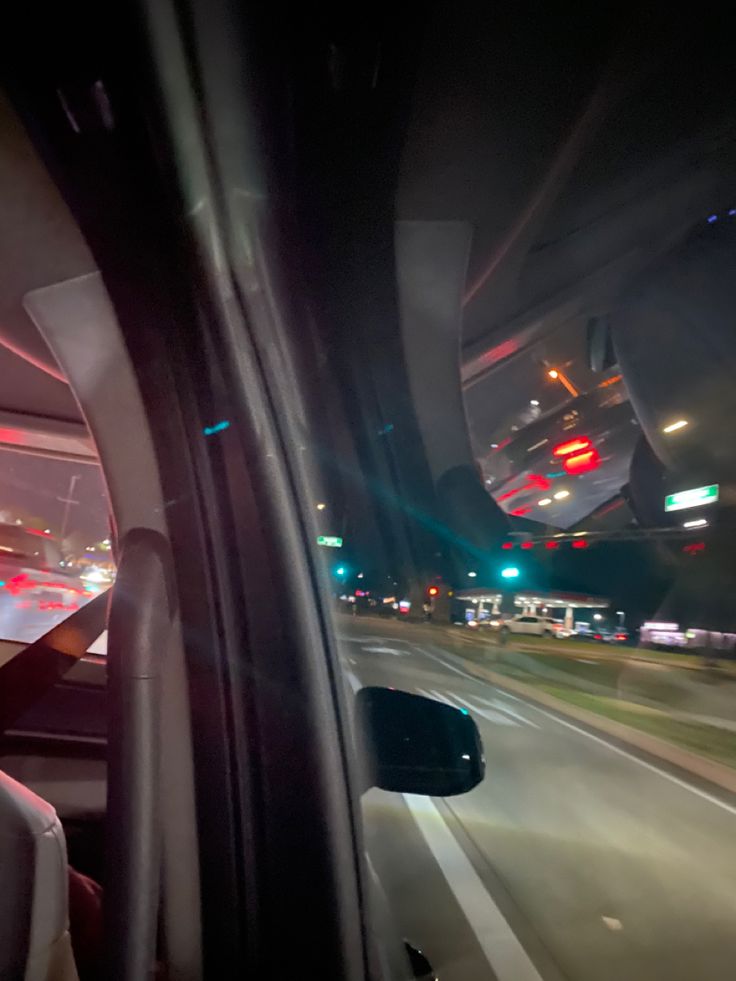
[455,587,609,610]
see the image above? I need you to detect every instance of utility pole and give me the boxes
[59,474,81,542]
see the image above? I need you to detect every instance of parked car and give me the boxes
[599,628,630,645]
[500,615,564,638]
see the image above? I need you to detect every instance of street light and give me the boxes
[316,502,327,510]
[547,367,579,397]
[662,419,688,434]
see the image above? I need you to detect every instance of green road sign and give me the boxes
[664,484,719,513]
[317,535,343,548]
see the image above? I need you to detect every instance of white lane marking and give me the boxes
[345,671,361,693]
[415,645,736,819]
[416,688,453,705]
[362,646,406,656]
[416,645,486,680]
[337,635,402,644]
[511,698,736,818]
[576,658,599,665]
[450,693,519,727]
[477,696,541,729]
[428,688,456,706]
[404,794,544,981]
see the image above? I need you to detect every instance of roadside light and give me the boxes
[501,566,520,579]
[547,368,579,396]
[316,502,327,510]
[427,585,440,597]
[683,542,706,554]
[593,613,603,621]
[467,571,477,577]
[553,489,570,500]
[538,498,552,506]
[662,419,688,434]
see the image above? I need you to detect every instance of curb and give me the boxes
[454,657,736,796]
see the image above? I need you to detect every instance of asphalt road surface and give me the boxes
[339,616,736,981]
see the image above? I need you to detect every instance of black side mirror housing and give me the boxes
[356,686,484,796]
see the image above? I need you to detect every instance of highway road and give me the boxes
[339,616,736,981]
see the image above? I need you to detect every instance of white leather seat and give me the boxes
[0,770,78,981]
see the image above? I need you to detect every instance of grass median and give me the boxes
[493,665,736,770]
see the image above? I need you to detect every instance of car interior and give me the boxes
[0,77,486,978]
[6,6,736,981]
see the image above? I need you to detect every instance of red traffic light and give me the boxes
[427,585,440,597]
[501,542,514,550]
[571,539,589,549]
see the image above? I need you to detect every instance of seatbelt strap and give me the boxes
[0,588,110,734]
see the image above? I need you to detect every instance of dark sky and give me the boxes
[0,449,109,541]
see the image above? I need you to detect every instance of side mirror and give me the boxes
[356,686,484,796]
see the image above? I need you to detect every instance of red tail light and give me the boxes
[553,437,591,457]
[563,448,601,475]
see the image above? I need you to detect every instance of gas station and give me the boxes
[455,586,610,630]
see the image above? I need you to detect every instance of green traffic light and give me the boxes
[501,566,520,579]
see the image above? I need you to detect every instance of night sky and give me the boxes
[0,449,109,541]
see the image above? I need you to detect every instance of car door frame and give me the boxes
[8,7,374,978]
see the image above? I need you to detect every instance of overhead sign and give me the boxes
[317,535,343,548]
[664,484,719,513]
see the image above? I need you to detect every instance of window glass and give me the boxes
[308,11,736,981]
[0,449,112,643]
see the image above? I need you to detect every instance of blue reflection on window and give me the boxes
[203,420,231,436]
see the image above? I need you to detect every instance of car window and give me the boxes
[306,11,736,981]
[0,449,113,643]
